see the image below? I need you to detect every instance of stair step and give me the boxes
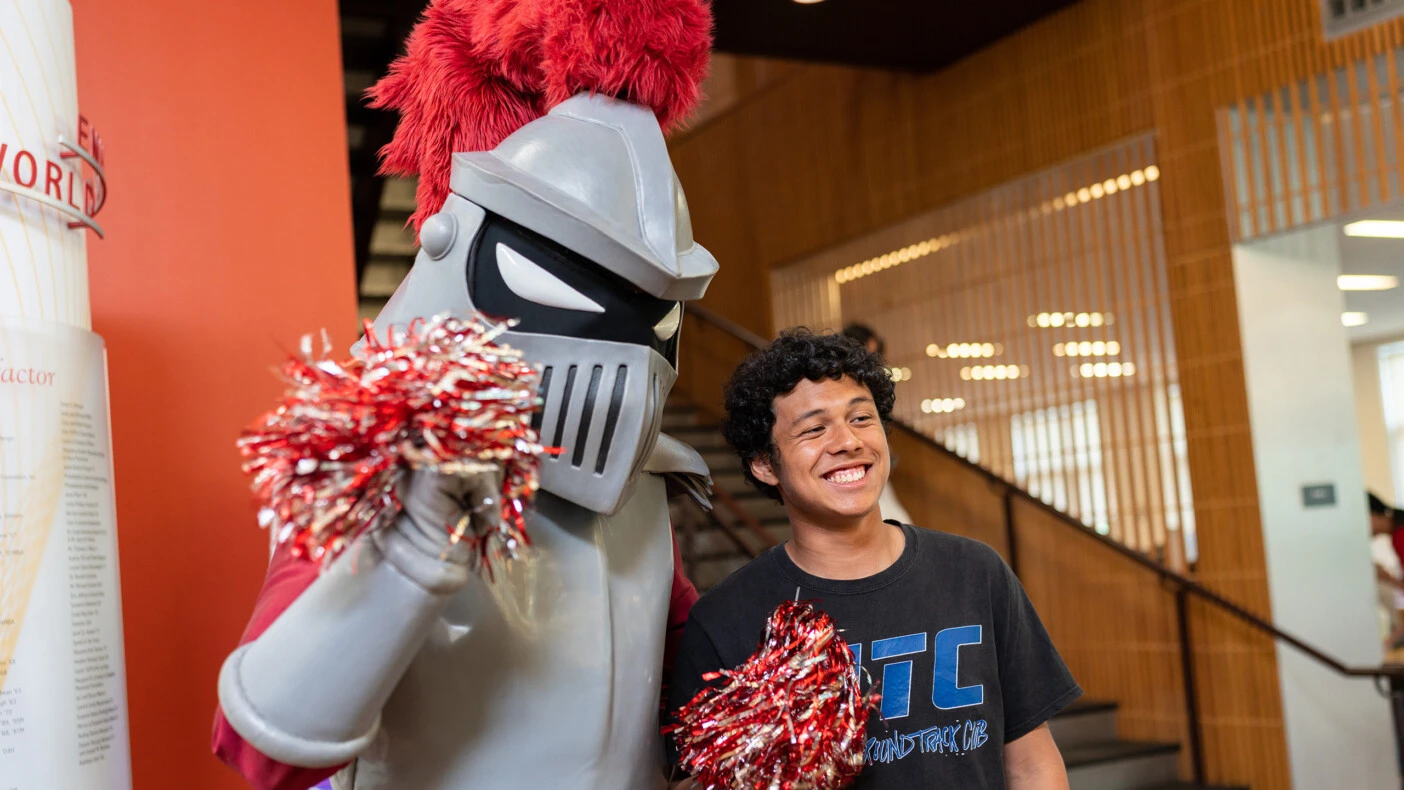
[1064,740,1179,790]
[712,471,749,489]
[1049,699,1118,750]
[1060,699,1118,714]
[691,555,752,591]
[716,493,788,521]
[662,408,707,431]
[662,423,724,439]
[680,529,766,557]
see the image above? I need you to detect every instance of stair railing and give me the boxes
[682,302,1404,788]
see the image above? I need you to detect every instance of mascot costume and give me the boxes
[210,0,717,788]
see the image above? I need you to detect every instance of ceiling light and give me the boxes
[1338,274,1399,291]
[793,0,825,4]
[1342,311,1370,327]
[1074,360,1137,379]
[1344,220,1404,238]
[921,397,968,415]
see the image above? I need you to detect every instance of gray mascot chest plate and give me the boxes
[340,477,673,790]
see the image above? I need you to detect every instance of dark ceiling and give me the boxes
[711,0,1082,72]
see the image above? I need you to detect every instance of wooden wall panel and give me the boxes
[669,2,1404,786]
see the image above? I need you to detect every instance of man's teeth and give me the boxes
[826,467,866,484]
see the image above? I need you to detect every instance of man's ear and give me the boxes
[749,453,780,488]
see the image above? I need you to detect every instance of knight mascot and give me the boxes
[210,1,717,787]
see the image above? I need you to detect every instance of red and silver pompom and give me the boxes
[671,600,880,790]
[239,313,547,569]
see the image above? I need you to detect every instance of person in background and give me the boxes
[841,323,886,358]
[1368,492,1404,649]
[841,324,912,525]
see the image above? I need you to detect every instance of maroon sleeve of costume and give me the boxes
[663,528,699,708]
[211,545,347,790]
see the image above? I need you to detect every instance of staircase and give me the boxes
[665,400,1241,790]
[1051,701,1243,790]
[663,401,787,591]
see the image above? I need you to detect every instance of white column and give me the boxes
[0,2,130,789]
[1234,223,1397,789]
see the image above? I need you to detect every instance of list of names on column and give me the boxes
[61,401,116,766]
[1,424,25,778]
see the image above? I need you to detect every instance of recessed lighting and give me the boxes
[962,364,1021,381]
[1344,220,1404,238]
[1338,274,1399,291]
[1342,311,1370,327]
[794,0,825,4]
[1073,360,1137,379]
[920,397,967,415]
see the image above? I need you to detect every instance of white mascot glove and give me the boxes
[373,464,506,597]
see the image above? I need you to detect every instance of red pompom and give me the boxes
[367,0,712,231]
[670,600,880,790]
[238,314,548,570]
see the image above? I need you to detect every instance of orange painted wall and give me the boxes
[71,1,357,787]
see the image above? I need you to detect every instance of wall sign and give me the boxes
[1301,483,1337,509]
[0,115,106,237]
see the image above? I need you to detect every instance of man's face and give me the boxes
[750,375,889,525]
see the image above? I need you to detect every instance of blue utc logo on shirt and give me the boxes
[850,625,990,764]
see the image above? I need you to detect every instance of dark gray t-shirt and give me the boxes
[667,522,1081,788]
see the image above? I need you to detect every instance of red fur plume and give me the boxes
[368,0,713,231]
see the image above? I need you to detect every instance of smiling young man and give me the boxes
[666,329,1080,789]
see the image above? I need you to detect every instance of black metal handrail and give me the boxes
[684,302,1404,786]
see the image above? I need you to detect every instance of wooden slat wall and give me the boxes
[1222,49,1404,241]
[667,1,1404,786]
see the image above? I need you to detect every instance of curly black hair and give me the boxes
[721,328,897,502]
